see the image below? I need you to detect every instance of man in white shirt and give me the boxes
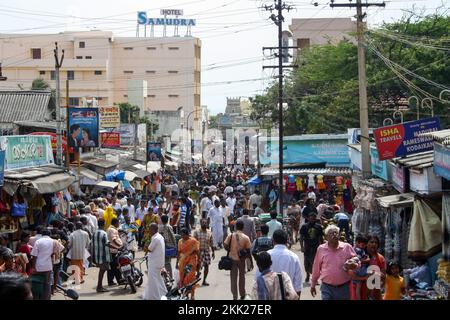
[226,193,237,216]
[143,223,167,300]
[200,194,212,219]
[207,200,224,249]
[31,229,54,300]
[255,229,302,298]
[220,199,231,242]
[111,197,122,213]
[266,211,282,238]
[122,198,136,222]
[84,206,98,233]
[249,190,263,209]
[224,185,234,196]
[135,200,148,248]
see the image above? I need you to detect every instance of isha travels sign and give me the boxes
[0,135,54,170]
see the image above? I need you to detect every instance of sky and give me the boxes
[0,0,448,115]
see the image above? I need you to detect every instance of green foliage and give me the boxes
[250,11,450,133]
[31,78,50,90]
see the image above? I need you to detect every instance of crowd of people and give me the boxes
[0,165,430,300]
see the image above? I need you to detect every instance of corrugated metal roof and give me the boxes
[82,157,118,168]
[13,120,67,131]
[391,151,434,169]
[419,129,450,145]
[0,91,52,123]
[261,167,352,176]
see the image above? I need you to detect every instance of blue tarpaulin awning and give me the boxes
[247,175,262,185]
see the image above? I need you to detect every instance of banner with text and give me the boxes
[99,106,120,129]
[101,129,121,148]
[0,135,54,170]
[374,117,440,160]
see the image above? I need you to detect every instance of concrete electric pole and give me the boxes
[330,0,385,178]
[54,42,65,166]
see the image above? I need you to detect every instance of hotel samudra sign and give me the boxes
[137,9,196,26]
[374,117,441,160]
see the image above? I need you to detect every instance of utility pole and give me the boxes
[54,42,64,166]
[66,79,70,170]
[263,0,295,215]
[133,107,139,160]
[330,0,385,178]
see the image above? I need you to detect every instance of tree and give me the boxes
[116,102,158,138]
[31,78,50,90]
[249,10,450,133]
[208,115,218,129]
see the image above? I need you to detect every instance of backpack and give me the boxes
[252,237,272,259]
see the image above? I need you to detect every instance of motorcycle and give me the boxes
[117,245,144,293]
[162,276,202,300]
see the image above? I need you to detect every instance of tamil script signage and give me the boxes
[0,135,54,170]
[0,150,4,186]
[137,11,196,26]
[370,146,388,181]
[99,106,120,129]
[434,142,450,181]
[374,117,440,160]
[100,129,120,148]
[29,132,67,153]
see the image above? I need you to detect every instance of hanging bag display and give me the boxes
[11,201,27,218]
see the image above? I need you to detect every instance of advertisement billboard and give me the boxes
[0,150,4,187]
[68,108,99,149]
[0,135,54,170]
[99,106,120,129]
[374,117,440,160]
[434,142,450,181]
[120,124,135,146]
[147,142,162,161]
[29,132,67,153]
[100,129,121,148]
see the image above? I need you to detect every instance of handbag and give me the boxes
[11,201,27,218]
[218,233,233,271]
[165,246,178,258]
[236,233,251,258]
[277,273,286,300]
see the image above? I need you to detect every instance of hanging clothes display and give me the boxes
[287,175,296,194]
[317,174,326,191]
[307,174,315,189]
[408,199,442,260]
[296,176,304,192]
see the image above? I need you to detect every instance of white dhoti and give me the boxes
[143,267,167,300]
[211,223,224,247]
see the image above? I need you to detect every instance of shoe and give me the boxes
[202,282,210,286]
[96,287,109,293]
[108,282,117,286]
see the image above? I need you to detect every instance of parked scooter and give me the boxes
[117,245,144,293]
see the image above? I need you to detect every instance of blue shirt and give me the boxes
[334,212,349,221]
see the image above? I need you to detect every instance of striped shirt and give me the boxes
[91,229,111,265]
[179,204,187,227]
[68,229,90,260]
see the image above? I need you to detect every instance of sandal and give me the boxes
[202,282,210,286]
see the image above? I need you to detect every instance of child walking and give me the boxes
[383,261,406,300]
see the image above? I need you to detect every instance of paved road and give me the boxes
[54,241,321,300]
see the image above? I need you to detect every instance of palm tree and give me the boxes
[31,78,55,119]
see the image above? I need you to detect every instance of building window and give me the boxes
[94,70,102,75]
[147,47,156,50]
[168,70,178,74]
[67,71,74,80]
[168,47,179,50]
[123,94,128,98]
[85,56,92,59]
[50,71,56,80]
[79,41,85,48]
[168,94,179,98]
[76,56,83,59]
[39,71,45,75]
[31,48,41,59]
[297,38,310,49]
[123,47,133,50]
[123,71,133,74]
[69,97,79,106]
[97,97,103,101]
[147,95,156,98]
[146,70,156,74]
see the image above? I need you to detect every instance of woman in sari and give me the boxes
[103,206,116,230]
[176,228,200,300]
[142,211,159,252]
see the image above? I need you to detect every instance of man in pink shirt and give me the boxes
[311,225,357,300]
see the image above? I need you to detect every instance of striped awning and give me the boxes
[261,167,352,176]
